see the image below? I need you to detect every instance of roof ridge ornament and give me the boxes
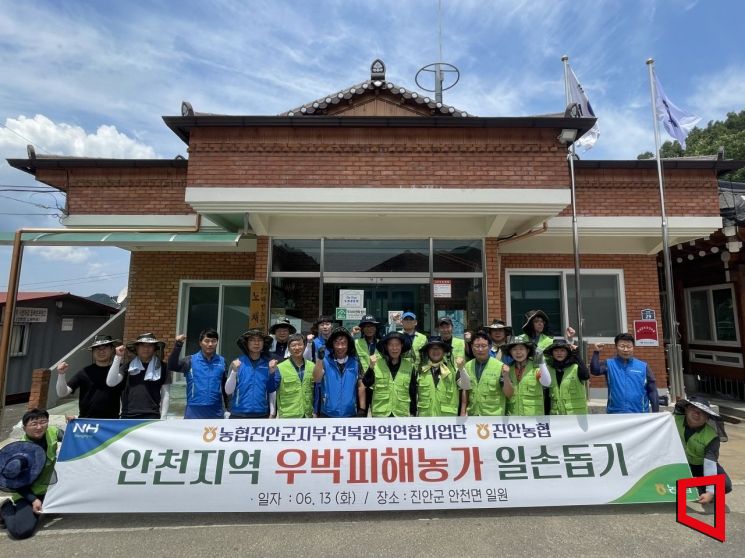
[370,59,385,80]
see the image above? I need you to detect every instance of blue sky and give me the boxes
[0,0,743,297]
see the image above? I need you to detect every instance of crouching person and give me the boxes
[0,409,64,540]
[675,396,733,505]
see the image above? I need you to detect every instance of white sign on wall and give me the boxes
[14,307,48,323]
[339,290,364,309]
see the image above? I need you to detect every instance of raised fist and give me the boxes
[594,343,604,352]
[565,326,576,339]
[115,345,126,358]
[351,326,361,335]
[455,356,465,369]
[307,334,314,342]
[464,331,472,342]
[369,353,379,367]
[57,362,70,375]
[317,347,326,361]
[231,358,241,370]
[175,334,186,343]
[269,359,278,371]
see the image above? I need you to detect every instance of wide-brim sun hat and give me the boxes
[522,309,550,335]
[420,336,449,355]
[487,320,513,336]
[269,317,297,335]
[236,329,273,355]
[325,327,357,356]
[543,338,575,356]
[0,441,46,492]
[88,334,121,350]
[376,331,411,354]
[502,339,536,359]
[126,332,166,352]
[676,395,722,420]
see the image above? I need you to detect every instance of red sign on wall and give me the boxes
[633,319,659,347]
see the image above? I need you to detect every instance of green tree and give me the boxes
[637,110,745,181]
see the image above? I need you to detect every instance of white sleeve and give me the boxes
[538,363,552,387]
[224,369,237,395]
[302,344,313,362]
[56,372,73,397]
[106,356,124,387]
[269,392,277,417]
[160,384,170,419]
[703,458,717,493]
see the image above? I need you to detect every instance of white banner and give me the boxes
[44,414,693,513]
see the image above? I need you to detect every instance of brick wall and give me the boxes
[36,166,191,215]
[487,252,666,389]
[569,168,720,217]
[186,127,569,188]
[123,251,256,350]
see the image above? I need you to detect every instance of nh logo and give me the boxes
[72,422,100,434]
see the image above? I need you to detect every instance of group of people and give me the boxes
[0,309,732,539]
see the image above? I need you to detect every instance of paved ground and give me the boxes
[1,392,743,556]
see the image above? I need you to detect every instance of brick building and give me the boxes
[6,60,743,398]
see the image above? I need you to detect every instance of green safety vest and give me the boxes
[416,362,459,417]
[675,414,718,466]
[371,358,414,417]
[516,333,554,353]
[552,362,587,415]
[506,361,551,416]
[443,337,467,370]
[403,332,427,368]
[355,338,377,372]
[465,357,507,416]
[12,426,60,503]
[276,358,315,418]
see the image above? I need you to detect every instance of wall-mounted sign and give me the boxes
[336,307,367,321]
[339,290,364,309]
[640,308,656,320]
[15,307,48,323]
[634,319,659,347]
[433,279,452,299]
[61,318,74,331]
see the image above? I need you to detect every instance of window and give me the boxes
[10,324,29,357]
[685,284,739,345]
[177,282,251,357]
[324,239,429,273]
[507,270,626,339]
[433,239,482,272]
[689,349,743,368]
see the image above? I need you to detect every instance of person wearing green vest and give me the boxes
[416,336,462,417]
[516,309,555,354]
[502,340,553,416]
[461,331,512,417]
[269,333,315,418]
[674,396,732,505]
[437,316,467,370]
[0,409,64,539]
[401,311,427,368]
[353,314,381,413]
[543,338,589,415]
[362,332,417,417]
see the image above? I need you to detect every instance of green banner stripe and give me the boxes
[69,422,154,461]
[611,463,697,504]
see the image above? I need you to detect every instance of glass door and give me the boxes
[323,277,432,336]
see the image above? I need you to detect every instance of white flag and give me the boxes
[653,74,701,150]
[566,65,599,151]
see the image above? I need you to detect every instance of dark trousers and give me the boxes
[1,495,44,540]
[690,463,733,494]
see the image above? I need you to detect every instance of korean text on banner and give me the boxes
[44,414,693,513]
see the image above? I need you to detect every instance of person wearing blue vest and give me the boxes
[269,316,296,363]
[590,333,659,414]
[304,315,339,416]
[313,327,366,418]
[226,329,277,419]
[167,329,229,419]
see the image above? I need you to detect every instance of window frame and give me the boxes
[684,283,740,347]
[176,280,253,355]
[505,268,627,342]
[9,323,29,357]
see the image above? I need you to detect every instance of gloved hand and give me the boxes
[456,370,471,390]
[356,408,368,417]
[317,346,326,361]
[533,350,544,365]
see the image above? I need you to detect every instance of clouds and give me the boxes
[688,66,745,124]
[26,245,93,264]
[0,114,156,159]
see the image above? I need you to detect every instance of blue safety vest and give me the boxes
[231,355,273,415]
[185,352,226,407]
[320,355,359,418]
[606,357,650,413]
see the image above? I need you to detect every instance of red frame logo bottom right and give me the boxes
[676,474,726,542]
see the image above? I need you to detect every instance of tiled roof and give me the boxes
[279,59,471,117]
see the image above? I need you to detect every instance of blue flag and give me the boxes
[654,74,700,150]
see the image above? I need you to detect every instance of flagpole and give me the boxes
[646,58,684,403]
[562,55,584,353]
